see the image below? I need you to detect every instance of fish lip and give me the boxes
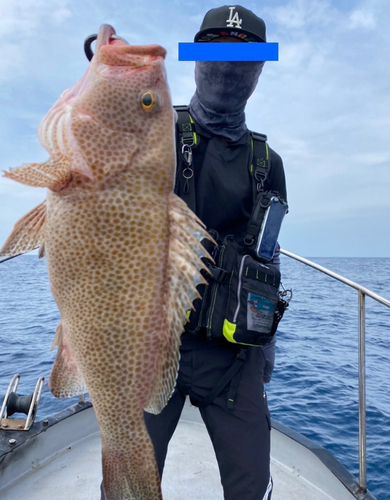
[93,24,167,67]
[98,44,167,68]
[110,44,167,59]
[110,34,128,44]
[95,57,164,77]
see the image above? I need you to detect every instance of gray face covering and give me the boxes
[189,60,264,142]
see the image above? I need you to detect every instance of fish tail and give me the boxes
[101,425,162,500]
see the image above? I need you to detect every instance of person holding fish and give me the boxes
[144,5,287,500]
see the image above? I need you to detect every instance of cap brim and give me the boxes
[194,28,265,43]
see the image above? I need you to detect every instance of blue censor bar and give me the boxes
[178,42,278,61]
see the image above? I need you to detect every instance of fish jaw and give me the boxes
[38,24,173,186]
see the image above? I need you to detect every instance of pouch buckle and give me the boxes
[208,264,229,283]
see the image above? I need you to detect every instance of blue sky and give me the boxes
[0,0,389,257]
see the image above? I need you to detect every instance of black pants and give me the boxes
[144,342,273,500]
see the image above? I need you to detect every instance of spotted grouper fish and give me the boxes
[1,24,213,500]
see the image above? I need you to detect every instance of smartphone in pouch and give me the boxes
[256,196,288,262]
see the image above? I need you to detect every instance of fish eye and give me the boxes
[140,91,158,112]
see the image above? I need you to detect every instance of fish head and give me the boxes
[88,24,170,133]
[38,24,175,183]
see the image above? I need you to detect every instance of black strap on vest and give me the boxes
[175,105,198,146]
[249,131,270,200]
[194,347,248,410]
[175,106,200,212]
[243,134,272,250]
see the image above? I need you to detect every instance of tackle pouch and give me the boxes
[191,235,289,347]
[223,252,281,346]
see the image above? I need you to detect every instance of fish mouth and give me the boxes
[94,24,166,68]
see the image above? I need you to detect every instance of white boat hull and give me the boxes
[0,401,376,500]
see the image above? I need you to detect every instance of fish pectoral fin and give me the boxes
[0,201,46,256]
[49,322,87,398]
[101,427,162,500]
[3,156,71,190]
[144,193,215,415]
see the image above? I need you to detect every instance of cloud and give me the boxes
[0,43,24,79]
[0,0,72,37]
[0,0,74,85]
[265,0,336,32]
[349,9,376,30]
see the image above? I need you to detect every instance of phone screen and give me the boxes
[256,197,287,261]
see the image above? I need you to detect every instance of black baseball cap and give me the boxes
[194,5,266,43]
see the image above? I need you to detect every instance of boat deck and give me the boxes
[0,426,336,499]
[0,401,372,500]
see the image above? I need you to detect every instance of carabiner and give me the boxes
[181,144,193,165]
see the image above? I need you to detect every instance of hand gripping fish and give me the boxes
[1,24,214,500]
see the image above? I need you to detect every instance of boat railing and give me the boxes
[280,248,390,495]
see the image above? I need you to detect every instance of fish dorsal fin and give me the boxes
[144,193,214,414]
[0,201,46,256]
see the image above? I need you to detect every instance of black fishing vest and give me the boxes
[174,106,283,247]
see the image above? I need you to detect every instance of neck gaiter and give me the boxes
[189,60,264,142]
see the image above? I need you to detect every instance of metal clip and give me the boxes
[254,168,266,193]
[182,167,194,180]
[181,144,193,166]
[0,374,45,431]
[278,283,293,304]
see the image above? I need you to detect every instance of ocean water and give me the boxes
[0,254,389,499]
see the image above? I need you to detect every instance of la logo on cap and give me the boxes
[226,6,243,28]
